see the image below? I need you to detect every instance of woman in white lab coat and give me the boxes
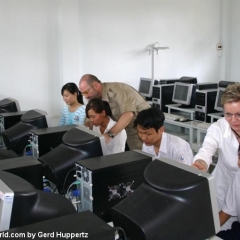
[192,83,240,230]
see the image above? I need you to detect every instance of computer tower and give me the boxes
[75,150,153,222]
[0,156,43,190]
[30,124,77,159]
[159,78,180,84]
[196,82,218,90]
[151,84,175,112]
[0,111,27,133]
[5,211,115,240]
[195,89,218,122]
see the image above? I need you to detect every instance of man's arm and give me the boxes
[84,119,93,130]
[104,111,133,143]
[219,211,231,226]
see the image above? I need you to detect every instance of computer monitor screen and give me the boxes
[39,125,107,194]
[2,109,48,155]
[138,78,153,99]
[214,87,225,112]
[112,158,220,240]
[172,82,196,108]
[0,98,21,113]
[0,171,76,231]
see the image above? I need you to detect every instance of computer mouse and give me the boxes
[179,118,187,122]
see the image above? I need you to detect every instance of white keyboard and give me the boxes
[197,122,211,130]
[164,113,182,121]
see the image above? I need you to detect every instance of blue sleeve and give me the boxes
[73,105,86,125]
[58,107,66,126]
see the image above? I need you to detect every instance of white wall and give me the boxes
[78,0,221,91]
[0,0,239,115]
[229,0,240,81]
[0,0,80,114]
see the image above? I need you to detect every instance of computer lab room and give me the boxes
[0,0,239,239]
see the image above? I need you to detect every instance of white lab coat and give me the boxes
[222,170,240,221]
[193,117,239,230]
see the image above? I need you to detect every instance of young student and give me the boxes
[58,82,86,126]
[217,170,240,239]
[133,107,193,165]
[85,98,127,155]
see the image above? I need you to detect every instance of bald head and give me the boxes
[80,74,101,86]
[79,74,102,100]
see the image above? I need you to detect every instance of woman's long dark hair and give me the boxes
[85,98,112,118]
[61,82,83,104]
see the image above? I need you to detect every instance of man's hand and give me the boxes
[103,133,112,144]
[219,211,231,226]
[192,159,208,171]
[84,120,93,130]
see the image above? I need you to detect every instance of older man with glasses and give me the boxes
[192,83,240,231]
[79,74,151,150]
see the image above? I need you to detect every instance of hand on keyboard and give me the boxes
[164,113,182,121]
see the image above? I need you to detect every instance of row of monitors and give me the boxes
[0,151,221,240]
[0,80,231,116]
[139,77,235,111]
[0,111,220,239]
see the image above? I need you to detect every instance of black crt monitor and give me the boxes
[0,111,27,132]
[0,171,76,231]
[38,125,107,194]
[0,98,21,113]
[179,76,198,84]
[112,158,220,240]
[138,78,155,100]
[214,87,225,112]
[1,109,48,155]
[219,80,237,88]
[172,82,196,108]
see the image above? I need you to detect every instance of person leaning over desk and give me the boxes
[85,98,127,155]
[192,83,240,230]
[79,74,151,150]
[134,107,193,165]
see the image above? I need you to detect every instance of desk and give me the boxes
[165,104,195,120]
[164,119,208,154]
[208,112,223,123]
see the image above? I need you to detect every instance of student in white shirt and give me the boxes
[133,107,193,165]
[85,98,127,155]
[192,83,240,230]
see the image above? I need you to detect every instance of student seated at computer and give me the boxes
[85,98,127,155]
[58,82,86,126]
[217,170,240,240]
[133,107,193,165]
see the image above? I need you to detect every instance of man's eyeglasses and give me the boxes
[224,112,240,119]
[81,85,93,96]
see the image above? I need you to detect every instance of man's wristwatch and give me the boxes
[107,131,115,138]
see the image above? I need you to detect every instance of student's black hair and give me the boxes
[85,98,112,118]
[61,82,83,104]
[133,107,165,133]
